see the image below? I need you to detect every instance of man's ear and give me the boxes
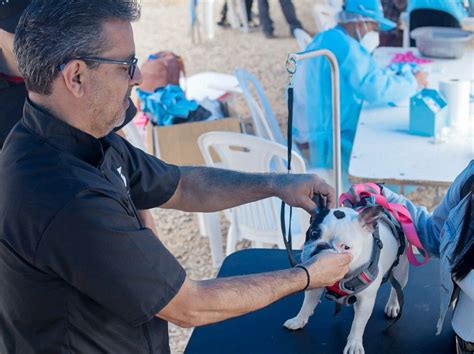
[60,60,87,98]
[357,206,384,232]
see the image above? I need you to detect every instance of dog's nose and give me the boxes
[310,243,334,257]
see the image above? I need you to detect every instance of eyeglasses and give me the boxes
[58,56,139,80]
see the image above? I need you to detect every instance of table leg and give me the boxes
[239,0,249,32]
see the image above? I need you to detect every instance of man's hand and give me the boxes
[415,71,428,88]
[303,252,352,288]
[273,173,336,212]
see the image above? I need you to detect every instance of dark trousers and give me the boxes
[220,0,254,22]
[456,335,474,354]
[409,9,460,46]
[258,0,302,34]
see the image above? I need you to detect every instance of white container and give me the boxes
[410,27,473,59]
[439,79,471,129]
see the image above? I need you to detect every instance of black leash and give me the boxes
[281,59,329,267]
[281,83,298,267]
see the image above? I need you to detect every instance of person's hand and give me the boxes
[415,71,428,88]
[302,251,351,289]
[273,173,336,213]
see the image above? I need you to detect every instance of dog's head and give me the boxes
[302,206,385,264]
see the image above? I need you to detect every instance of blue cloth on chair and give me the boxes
[137,85,199,126]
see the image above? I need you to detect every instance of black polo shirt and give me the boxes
[0,74,137,149]
[0,99,186,353]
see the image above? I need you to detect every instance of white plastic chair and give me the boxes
[234,68,286,146]
[183,71,242,101]
[293,28,313,50]
[122,122,147,151]
[227,0,249,32]
[198,131,310,255]
[235,68,334,185]
[313,3,339,33]
[189,0,217,42]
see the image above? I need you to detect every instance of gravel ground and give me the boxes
[133,1,448,352]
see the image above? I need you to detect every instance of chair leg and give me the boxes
[226,223,239,255]
[198,213,224,268]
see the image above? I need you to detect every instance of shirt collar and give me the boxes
[22,98,106,166]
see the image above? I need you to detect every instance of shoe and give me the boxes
[248,19,260,28]
[217,20,230,28]
[264,32,277,39]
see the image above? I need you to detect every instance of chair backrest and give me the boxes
[293,28,313,50]
[198,131,309,248]
[234,69,286,146]
[313,3,338,33]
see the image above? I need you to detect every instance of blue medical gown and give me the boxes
[294,26,418,175]
[408,0,468,22]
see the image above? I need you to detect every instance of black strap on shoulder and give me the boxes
[383,274,405,332]
[281,85,298,267]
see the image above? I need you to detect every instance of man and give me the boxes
[0,1,351,353]
[293,0,427,186]
[0,0,139,149]
[258,0,303,38]
[0,0,159,234]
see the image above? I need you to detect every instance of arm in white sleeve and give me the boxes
[345,46,418,104]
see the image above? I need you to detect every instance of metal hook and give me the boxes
[286,54,297,75]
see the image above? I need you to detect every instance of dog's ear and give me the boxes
[357,206,384,232]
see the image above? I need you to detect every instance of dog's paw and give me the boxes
[343,338,365,354]
[283,317,308,330]
[384,301,400,318]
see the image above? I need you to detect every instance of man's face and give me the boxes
[86,20,142,137]
[356,20,379,38]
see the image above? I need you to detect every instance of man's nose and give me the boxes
[131,66,143,86]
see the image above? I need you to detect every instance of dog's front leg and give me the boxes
[343,290,378,354]
[385,255,409,318]
[283,288,323,330]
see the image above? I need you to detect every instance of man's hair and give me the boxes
[14,0,141,95]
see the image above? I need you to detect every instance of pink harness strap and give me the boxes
[339,183,429,266]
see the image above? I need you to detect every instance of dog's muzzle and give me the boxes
[310,243,336,257]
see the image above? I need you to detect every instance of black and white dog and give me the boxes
[284,206,408,354]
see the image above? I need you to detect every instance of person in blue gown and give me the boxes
[293,0,427,186]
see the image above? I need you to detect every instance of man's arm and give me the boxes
[161,166,336,213]
[157,251,351,327]
[345,45,419,104]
